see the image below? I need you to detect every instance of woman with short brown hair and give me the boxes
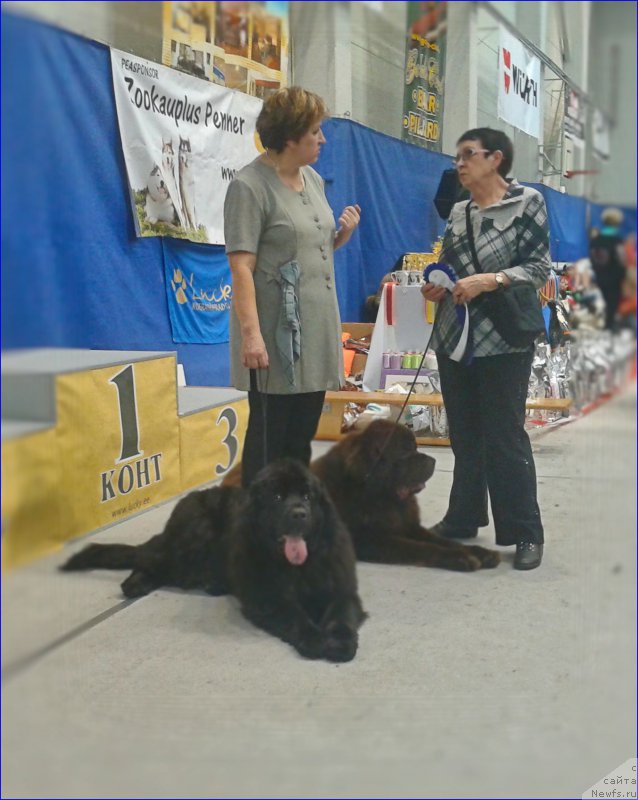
[224,87,361,487]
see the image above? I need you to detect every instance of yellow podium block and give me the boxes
[56,356,181,540]
[2,428,62,569]
[180,399,248,493]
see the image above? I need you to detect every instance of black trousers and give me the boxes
[437,351,544,546]
[241,371,326,487]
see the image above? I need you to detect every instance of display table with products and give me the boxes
[316,282,574,445]
[316,390,572,445]
[363,283,435,391]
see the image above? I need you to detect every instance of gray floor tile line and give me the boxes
[1,598,138,684]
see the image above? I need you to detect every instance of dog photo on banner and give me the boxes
[111,47,262,244]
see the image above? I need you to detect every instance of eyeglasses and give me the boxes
[453,147,490,164]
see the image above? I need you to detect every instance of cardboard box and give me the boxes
[342,323,374,341]
[350,353,368,376]
[342,323,373,378]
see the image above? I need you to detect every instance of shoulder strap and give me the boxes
[465,201,483,274]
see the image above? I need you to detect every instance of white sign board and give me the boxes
[591,107,610,162]
[498,27,541,139]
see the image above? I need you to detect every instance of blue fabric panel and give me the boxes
[529,183,589,262]
[1,12,231,386]
[3,13,635,388]
[162,240,231,344]
[529,188,636,262]
[316,119,449,322]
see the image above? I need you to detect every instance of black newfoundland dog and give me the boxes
[312,420,500,571]
[61,460,366,662]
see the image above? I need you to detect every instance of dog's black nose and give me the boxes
[290,506,308,521]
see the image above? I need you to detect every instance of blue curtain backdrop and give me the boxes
[1,12,230,386]
[2,12,634,386]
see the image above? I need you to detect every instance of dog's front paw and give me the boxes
[322,622,358,663]
[294,631,328,661]
[439,553,482,572]
[466,545,501,569]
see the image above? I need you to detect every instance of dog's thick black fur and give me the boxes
[312,420,500,571]
[61,459,366,662]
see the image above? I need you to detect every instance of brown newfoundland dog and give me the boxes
[61,459,366,662]
[312,420,500,571]
[224,420,499,571]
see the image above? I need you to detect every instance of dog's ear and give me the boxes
[360,422,392,459]
[243,475,270,521]
[340,426,375,471]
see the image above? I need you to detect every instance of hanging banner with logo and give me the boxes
[110,48,262,244]
[564,87,585,147]
[591,108,610,161]
[162,1,289,100]
[497,27,540,138]
[401,1,447,151]
[162,239,232,343]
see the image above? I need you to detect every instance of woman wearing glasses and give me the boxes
[422,128,550,570]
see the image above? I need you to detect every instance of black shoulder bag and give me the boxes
[465,201,546,348]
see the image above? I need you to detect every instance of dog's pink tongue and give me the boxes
[284,536,308,566]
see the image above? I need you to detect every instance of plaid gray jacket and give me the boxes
[432,180,551,357]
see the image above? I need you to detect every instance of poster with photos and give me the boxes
[162,1,288,99]
[401,0,447,152]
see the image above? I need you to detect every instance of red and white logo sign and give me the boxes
[498,28,540,138]
[502,48,511,93]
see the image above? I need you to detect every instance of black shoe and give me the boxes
[430,521,478,540]
[514,542,543,570]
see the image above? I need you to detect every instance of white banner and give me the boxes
[497,27,541,138]
[591,108,610,161]
[564,87,585,147]
[110,48,263,244]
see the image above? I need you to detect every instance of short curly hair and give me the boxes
[256,86,328,153]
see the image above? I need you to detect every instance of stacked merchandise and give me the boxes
[526,329,635,425]
[346,328,634,438]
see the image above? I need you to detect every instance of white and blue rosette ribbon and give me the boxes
[423,262,472,363]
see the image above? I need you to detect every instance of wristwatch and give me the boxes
[494,272,506,291]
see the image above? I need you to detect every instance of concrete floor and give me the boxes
[2,386,636,799]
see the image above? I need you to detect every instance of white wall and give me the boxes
[587,1,636,205]
[5,1,162,60]
[350,1,406,138]
[291,1,407,139]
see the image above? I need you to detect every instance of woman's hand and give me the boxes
[227,251,269,370]
[241,332,269,369]
[338,204,361,233]
[451,274,494,305]
[334,204,361,249]
[421,282,447,303]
